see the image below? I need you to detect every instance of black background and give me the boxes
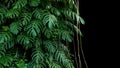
[79,0,98,67]
[79,0,118,68]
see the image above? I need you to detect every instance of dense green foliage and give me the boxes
[0,0,84,68]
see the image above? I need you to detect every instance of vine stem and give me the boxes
[75,0,88,68]
[80,35,88,68]
[75,0,82,68]
[73,38,79,68]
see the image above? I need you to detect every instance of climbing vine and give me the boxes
[0,0,86,68]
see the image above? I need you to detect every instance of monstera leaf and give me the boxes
[0,0,85,68]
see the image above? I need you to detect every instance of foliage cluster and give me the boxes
[0,0,84,68]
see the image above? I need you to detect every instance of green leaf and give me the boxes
[51,62,61,68]
[79,16,85,25]
[61,30,72,42]
[0,55,13,67]
[5,40,15,49]
[17,34,30,45]
[31,47,44,65]
[59,43,69,53]
[29,0,41,7]
[44,28,52,39]
[55,50,67,64]
[0,32,12,43]
[50,7,61,16]
[10,22,21,35]
[43,14,57,28]
[0,7,7,20]
[0,6,7,24]
[13,0,27,9]
[62,9,85,25]
[20,13,32,26]
[73,25,83,36]
[33,9,46,20]
[44,40,56,54]
[6,9,20,18]
[2,26,9,31]
[0,49,5,58]
[63,59,74,68]
[0,13,4,23]
[24,20,41,37]
[16,59,27,68]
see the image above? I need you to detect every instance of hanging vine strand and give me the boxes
[0,0,87,68]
